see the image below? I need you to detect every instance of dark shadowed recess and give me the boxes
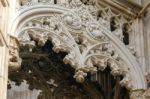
[8,40,129,99]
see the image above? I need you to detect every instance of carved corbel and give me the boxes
[130,89,150,99]
[9,36,22,71]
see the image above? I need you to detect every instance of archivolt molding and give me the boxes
[10,0,147,90]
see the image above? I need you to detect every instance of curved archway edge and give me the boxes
[9,5,147,90]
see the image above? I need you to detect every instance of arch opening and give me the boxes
[8,40,129,99]
[8,4,147,91]
[91,67,129,99]
[8,40,91,99]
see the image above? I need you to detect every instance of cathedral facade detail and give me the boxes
[0,0,150,99]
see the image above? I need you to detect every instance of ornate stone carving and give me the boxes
[130,89,150,99]
[86,3,136,55]
[87,22,105,39]
[8,41,100,99]
[17,0,83,10]
[17,0,137,56]
[17,7,133,89]
[12,0,146,90]
[19,0,52,6]
[17,0,135,49]
[62,13,82,30]
[9,36,22,71]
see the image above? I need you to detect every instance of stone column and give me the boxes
[0,46,9,99]
[142,1,150,76]
[0,2,9,97]
[132,18,146,73]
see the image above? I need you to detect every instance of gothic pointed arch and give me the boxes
[9,1,146,90]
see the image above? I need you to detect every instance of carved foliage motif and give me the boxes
[86,3,136,55]
[17,0,83,10]
[16,0,136,56]
[17,3,133,89]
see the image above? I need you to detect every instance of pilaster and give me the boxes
[0,1,9,99]
[0,42,9,99]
